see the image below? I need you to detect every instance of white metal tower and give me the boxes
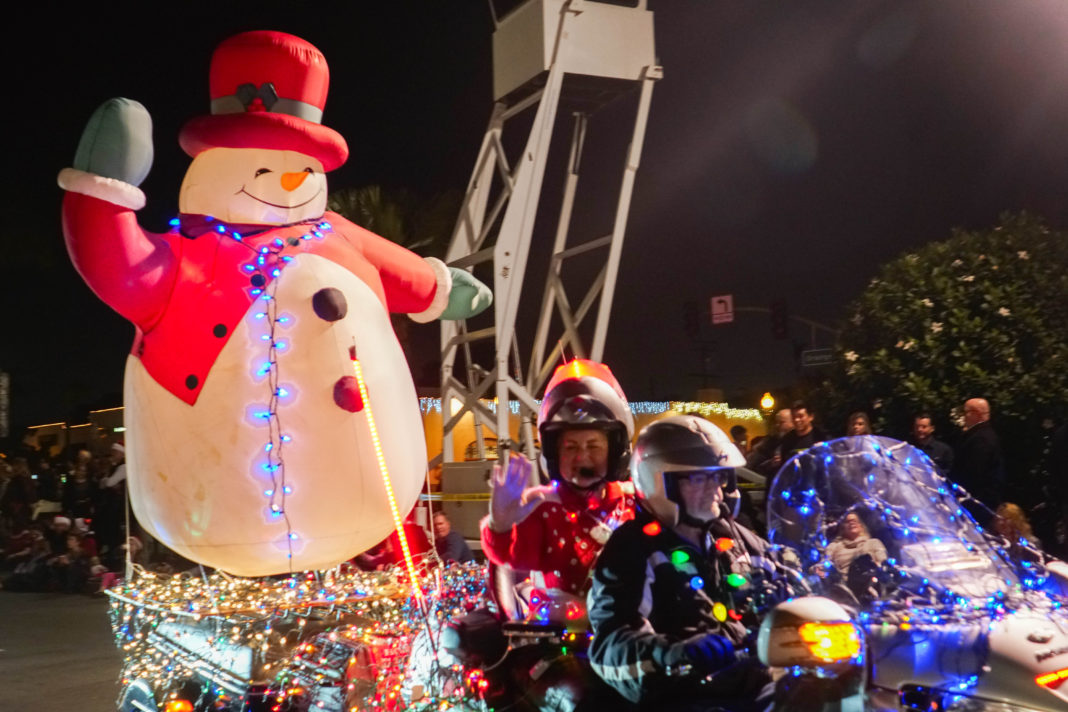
[439,0,660,476]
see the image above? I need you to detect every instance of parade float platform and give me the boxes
[105,563,489,712]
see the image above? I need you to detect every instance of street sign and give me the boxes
[801,348,834,368]
[710,294,734,325]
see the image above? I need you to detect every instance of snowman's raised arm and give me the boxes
[352,225,493,323]
[58,98,177,329]
[350,223,452,320]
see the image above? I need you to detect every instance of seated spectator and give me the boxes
[48,531,93,594]
[993,502,1041,560]
[97,535,152,592]
[3,524,42,571]
[432,511,474,564]
[0,532,53,591]
[72,518,99,558]
[824,512,887,578]
[354,512,432,571]
[353,539,393,571]
[45,515,73,556]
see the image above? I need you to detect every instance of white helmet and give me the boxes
[630,415,745,527]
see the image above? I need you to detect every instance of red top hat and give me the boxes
[179,31,349,171]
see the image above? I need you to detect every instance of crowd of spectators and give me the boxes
[737,397,1066,559]
[0,441,164,596]
[0,433,480,596]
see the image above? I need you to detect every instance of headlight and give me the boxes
[757,596,864,668]
[797,622,862,663]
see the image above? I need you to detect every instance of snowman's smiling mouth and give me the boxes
[238,186,323,209]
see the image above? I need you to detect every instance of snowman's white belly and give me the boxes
[124,254,426,576]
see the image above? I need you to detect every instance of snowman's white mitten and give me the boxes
[72,98,154,187]
[440,267,493,321]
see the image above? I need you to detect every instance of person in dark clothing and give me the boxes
[910,412,953,474]
[95,442,128,555]
[62,450,96,521]
[0,458,36,533]
[1049,422,1068,556]
[729,425,749,455]
[589,416,776,712]
[48,531,93,594]
[774,401,827,481]
[950,398,1005,510]
[31,458,62,520]
[1053,423,1068,490]
[0,530,53,592]
[432,511,474,563]
[746,408,792,478]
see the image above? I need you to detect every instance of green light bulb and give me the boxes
[727,573,747,588]
[671,550,690,566]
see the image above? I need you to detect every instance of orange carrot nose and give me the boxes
[281,171,311,191]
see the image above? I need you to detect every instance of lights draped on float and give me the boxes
[108,562,490,711]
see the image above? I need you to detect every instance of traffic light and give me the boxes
[770,300,788,339]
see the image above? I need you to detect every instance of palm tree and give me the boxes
[326,185,460,259]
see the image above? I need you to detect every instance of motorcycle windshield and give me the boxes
[767,435,1023,603]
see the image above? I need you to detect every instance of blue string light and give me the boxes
[174,213,339,572]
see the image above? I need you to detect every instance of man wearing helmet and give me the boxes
[588,415,775,711]
[480,360,636,597]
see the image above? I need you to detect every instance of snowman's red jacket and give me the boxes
[61,188,444,405]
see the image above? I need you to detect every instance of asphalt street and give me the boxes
[0,592,123,711]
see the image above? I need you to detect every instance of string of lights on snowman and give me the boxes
[169,214,337,566]
[771,440,1068,692]
[175,213,428,599]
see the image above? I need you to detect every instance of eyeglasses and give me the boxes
[673,470,723,485]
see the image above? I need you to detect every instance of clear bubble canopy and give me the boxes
[767,435,1036,606]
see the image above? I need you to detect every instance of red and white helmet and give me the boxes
[537,360,634,482]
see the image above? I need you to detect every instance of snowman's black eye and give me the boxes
[303,167,314,173]
[255,168,272,177]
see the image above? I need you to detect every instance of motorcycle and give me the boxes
[437,563,621,712]
[756,435,1068,712]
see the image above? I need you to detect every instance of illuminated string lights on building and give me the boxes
[418,398,763,423]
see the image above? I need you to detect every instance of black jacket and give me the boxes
[913,436,954,474]
[951,421,1005,507]
[587,506,774,706]
[777,426,828,460]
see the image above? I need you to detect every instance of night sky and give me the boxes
[4,1,1068,433]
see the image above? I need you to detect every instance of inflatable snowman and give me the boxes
[57,31,490,576]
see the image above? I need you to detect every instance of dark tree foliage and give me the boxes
[818,212,1068,500]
